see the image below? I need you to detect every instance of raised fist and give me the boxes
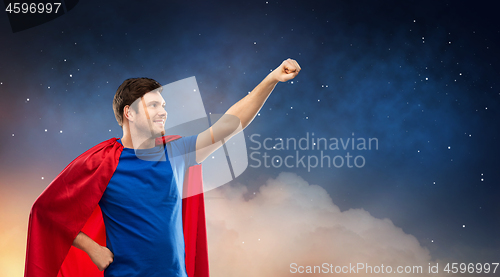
[271,58,301,82]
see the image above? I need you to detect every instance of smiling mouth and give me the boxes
[153,120,165,126]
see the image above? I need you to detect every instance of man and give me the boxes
[25,58,301,277]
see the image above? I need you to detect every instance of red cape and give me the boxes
[24,136,209,277]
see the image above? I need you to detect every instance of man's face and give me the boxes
[130,90,167,137]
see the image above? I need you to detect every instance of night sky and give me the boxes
[1,0,499,276]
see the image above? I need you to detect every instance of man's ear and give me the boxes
[124,105,134,123]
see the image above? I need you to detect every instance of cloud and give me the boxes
[205,172,449,276]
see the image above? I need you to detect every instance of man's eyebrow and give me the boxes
[146,100,166,106]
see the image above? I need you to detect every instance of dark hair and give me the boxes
[113,77,162,127]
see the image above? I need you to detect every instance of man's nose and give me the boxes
[159,107,167,117]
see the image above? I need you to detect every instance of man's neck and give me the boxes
[120,133,157,149]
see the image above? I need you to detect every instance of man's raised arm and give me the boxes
[195,58,301,163]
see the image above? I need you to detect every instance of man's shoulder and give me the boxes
[91,137,120,149]
[77,138,121,159]
[166,135,198,147]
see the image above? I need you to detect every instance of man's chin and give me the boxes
[152,130,166,138]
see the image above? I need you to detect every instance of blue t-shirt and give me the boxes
[98,135,199,277]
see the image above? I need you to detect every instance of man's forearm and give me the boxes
[194,72,279,163]
[72,231,99,254]
[225,72,279,129]
[195,59,300,163]
[72,231,114,271]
